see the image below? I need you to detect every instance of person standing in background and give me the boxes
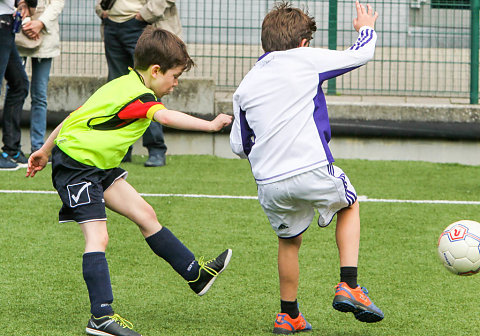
[95,0,182,167]
[17,0,64,153]
[0,0,36,170]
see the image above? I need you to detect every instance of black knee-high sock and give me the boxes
[82,252,114,318]
[146,227,200,281]
[340,266,358,289]
[281,299,299,319]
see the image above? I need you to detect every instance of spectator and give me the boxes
[95,0,182,167]
[16,0,64,154]
[0,0,36,170]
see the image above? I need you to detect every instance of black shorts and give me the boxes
[51,146,127,223]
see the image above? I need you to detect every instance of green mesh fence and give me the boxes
[53,0,479,99]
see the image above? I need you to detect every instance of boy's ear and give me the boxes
[299,38,310,47]
[151,64,162,77]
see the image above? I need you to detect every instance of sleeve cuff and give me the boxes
[146,104,166,120]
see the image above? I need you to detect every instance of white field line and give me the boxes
[0,190,479,205]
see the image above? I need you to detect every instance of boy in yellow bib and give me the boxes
[27,27,233,336]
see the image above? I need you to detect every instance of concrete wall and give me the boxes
[0,76,216,125]
[2,76,480,165]
[5,76,479,127]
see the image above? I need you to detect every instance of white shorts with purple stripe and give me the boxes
[257,164,357,238]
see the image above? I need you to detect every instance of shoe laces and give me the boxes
[110,314,134,330]
[298,314,306,328]
[197,256,219,276]
[335,282,367,292]
[335,283,369,295]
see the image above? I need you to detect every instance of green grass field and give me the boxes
[1,156,479,336]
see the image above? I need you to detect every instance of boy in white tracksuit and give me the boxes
[230,1,384,334]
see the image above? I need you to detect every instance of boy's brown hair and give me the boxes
[134,27,194,73]
[261,1,317,52]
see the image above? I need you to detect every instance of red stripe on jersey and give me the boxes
[117,100,164,119]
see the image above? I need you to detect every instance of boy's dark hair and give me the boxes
[261,1,317,52]
[134,27,194,73]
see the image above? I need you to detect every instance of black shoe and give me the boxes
[144,154,166,167]
[3,151,27,165]
[0,153,19,170]
[188,249,232,296]
[86,314,142,336]
[11,151,28,164]
[122,147,132,163]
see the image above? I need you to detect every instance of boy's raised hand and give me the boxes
[210,113,233,132]
[353,1,378,31]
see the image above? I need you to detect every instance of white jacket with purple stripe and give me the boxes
[230,26,377,185]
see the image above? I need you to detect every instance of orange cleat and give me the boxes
[273,312,312,334]
[332,282,384,323]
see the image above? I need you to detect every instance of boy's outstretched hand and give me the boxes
[26,149,49,177]
[209,113,233,132]
[353,1,378,31]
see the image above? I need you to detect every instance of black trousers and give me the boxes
[0,17,29,154]
[103,18,167,156]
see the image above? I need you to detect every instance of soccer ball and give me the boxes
[437,220,480,276]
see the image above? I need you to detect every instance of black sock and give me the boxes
[82,252,114,318]
[340,266,358,289]
[146,227,200,281]
[281,299,299,319]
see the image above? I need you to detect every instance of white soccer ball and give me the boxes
[437,220,480,276]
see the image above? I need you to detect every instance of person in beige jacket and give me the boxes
[17,0,64,153]
[95,0,182,167]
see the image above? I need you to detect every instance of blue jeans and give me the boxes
[23,57,52,152]
[0,16,29,155]
[103,18,167,156]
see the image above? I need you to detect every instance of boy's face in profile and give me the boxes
[149,65,184,98]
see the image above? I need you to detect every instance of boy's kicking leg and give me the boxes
[332,201,384,322]
[273,234,312,334]
[104,177,232,295]
[81,220,142,336]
